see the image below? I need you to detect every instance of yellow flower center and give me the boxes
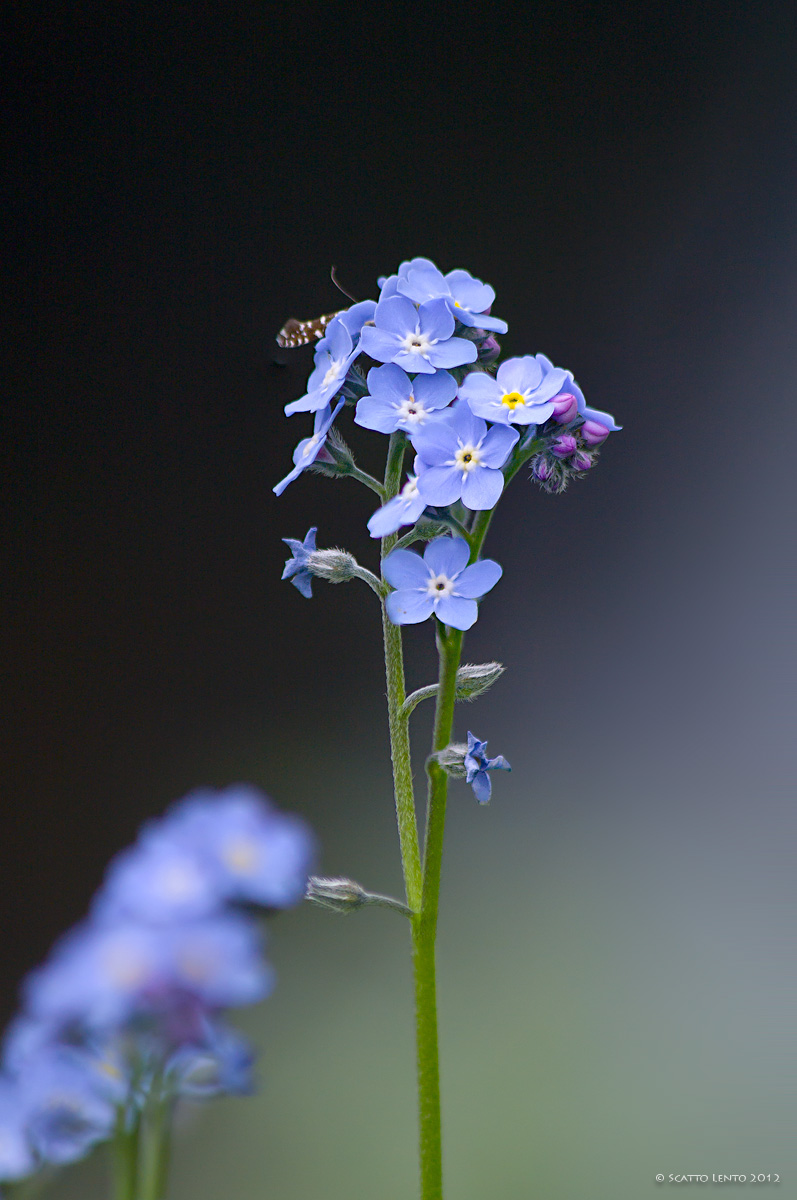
[222,837,260,876]
[501,392,525,410]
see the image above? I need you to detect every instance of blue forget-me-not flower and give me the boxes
[284,316,361,416]
[458,354,571,426]
[464,732,511,804]
[355,363,457,434]
[383,537,501,631]
[281,527,317,598]
[359,296,477,375]
[394,257,508,334]
[410,401,519,510]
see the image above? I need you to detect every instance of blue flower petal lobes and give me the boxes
[382,548,431,590]
[470,771,492,804]
[386,590,435,625]
[454,559,502,599]
[359,327,402,363]
[434,595,478,631]
[415,464,464,506]
[424,536,470,578]
[461,465,504,510]
[428,338,478,369]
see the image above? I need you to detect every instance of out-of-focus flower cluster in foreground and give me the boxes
[0,787,313,1187]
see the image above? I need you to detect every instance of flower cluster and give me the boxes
[0,787,314,1186]
[274,257,620,632]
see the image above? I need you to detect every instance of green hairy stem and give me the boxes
[379,435,499,1199]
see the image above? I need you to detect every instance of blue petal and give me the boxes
[479,423,520,467]
[398,264,447,304]
[415,463,463,506]
[458,372,500,403]
[461,465,504,510]
[338,300,377,337]
[497,356,541,393]
[367,492,425,538]
[285,388,332,416]
[454,309,508,334]
[375,295,419,335]
[582,405,622,431]
[447,400,487,446]
[392,351,437,374]
[359,326,401,363]
[469,770,492,804]
[417,298,455,341]
[454,558,502,598]
[434,595,478,631]
[386,589,435,625]
[414,370,458,409]
[382,548,431,590]
[427,338,478,369]
[424,536,470,578]
[410,416,457,465]
[354,396,402,433]
[367,362,412,406]
[291,570,313,599]
[445,270,494,312]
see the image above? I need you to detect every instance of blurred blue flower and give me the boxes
[273,400,344,497]
[0,1078,35,1182]
[281,527,317,598]
[95,829,220,927]
[166,1018,254,1098]
[383,537,502,631]
[24,913,272,1031]
[411,401,519,510]
[463,732,511,804]
[161,785,314,909]
[18,1046,119,1167]
[355,363,456,434]
[359,296,477,375]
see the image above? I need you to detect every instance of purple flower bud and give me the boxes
[477,336,501,363]
[531,456,550,481]
[573,451,593,470]
[550,392,578,424]
[551,434,577,459]
[580,418,610,445]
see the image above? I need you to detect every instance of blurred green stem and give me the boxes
[138,1087,172,1200]
[110,1108,139,1200]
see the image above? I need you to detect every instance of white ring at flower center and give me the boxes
[426,573,456,599]
[455,444,482,473]
[397,397,428,424]
[400,331,434,356]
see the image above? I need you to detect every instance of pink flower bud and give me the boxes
[532,457,550,481]
[550,392,578,424]
[477,335,501,363]
[580,419,610,446]
[551,434,577,459]
[573,452,593,471]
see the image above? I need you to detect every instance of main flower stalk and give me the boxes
[380,444,496,1199]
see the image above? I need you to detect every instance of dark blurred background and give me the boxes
[3,3,796,1197]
